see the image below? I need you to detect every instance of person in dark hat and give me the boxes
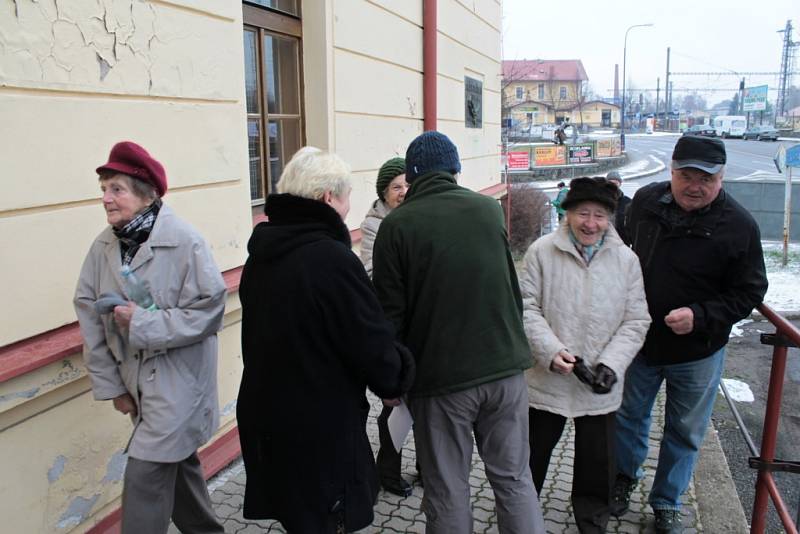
[611,136,768,533]
[358,157,413,497]
[372,131,545,533]
[519,177,650,533]
[74,141,227,533]
[605,170,631,240]
[360,157,408,277]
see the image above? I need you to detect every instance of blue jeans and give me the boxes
[615,348,725,511]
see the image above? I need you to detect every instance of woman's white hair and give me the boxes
[277,146,351,200]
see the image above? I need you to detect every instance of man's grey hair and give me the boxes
[98,172,158,201]
[277,147,351,200]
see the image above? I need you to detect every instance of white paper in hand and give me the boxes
[387,401,414,453]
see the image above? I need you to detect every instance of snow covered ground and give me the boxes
[761,241,800,313]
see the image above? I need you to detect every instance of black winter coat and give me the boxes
[625,181,767,365]
[613,191,632,242]
[237,194,414,533]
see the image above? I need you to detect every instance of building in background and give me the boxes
[0,1,503,532]
[502,59,589,125]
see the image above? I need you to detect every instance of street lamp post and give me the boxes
[621,23,654,151]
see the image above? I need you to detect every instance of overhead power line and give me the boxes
[669,71,793,76]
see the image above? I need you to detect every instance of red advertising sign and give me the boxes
[508,151,530,170]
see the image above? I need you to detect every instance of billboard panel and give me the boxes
[507,150,530,170]
[596,138,621,158]
[533,145,566,166]
[743,85,768,112]
[567,143,594,164]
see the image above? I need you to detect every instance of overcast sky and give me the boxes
[502,0,800,106]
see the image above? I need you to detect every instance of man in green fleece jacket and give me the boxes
[373,131,544,534]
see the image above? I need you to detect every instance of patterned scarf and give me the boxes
[113,200,161,265]
[568,228,606,266]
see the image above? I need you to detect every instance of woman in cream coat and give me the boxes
[520,177,650,533]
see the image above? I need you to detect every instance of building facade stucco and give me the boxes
[0,1,503,532]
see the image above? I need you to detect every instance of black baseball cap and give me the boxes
[672,136,726,174]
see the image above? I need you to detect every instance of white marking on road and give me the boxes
[719,378,755,403]
[652,149,668,156]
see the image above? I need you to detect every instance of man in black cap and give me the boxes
[610,136,768,533]
[372,131,545,533]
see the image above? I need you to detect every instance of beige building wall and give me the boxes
[0,1,505,532]
[569,102,620,127]
[306,0,502,231]
[505,80,582,111]
[0,1,250,532]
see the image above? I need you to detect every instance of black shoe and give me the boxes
[609,473,637,517]
[381,477,413,498]
[654,509,682,533]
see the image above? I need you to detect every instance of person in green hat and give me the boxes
[359,156,413,497]
[360,157,409,277]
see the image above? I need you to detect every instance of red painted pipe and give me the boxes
[761,473,799,534]
[423,0,437,131]
[750,344,791,533]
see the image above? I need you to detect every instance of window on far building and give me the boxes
[243,3,304,205]
[515,86,524,100]
[560,86,567,100]
[538,83,544,99]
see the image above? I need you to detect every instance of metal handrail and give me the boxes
[721,303,800,534]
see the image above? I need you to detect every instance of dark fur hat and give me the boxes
[561,177,618,212]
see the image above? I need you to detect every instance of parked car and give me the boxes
[682,124,717,137]
[742,125,779,141]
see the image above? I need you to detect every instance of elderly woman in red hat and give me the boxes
[74,141,226,534]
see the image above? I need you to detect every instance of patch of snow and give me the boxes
[761,242,800,313]
[719,378,755,403]
[729,319,753,338]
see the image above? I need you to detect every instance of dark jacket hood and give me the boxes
[247,193,351,263]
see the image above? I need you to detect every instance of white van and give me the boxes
[713,115,747,138]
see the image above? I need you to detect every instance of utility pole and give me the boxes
[655,77,660,130]
[776,20,798,120]
[669,81,674,129]
[665,47,670,130]
[739,78,745,115]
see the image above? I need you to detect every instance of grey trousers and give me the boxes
[408,373,545,534]
[122,452,224,534]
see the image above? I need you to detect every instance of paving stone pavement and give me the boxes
[174,389,704,534]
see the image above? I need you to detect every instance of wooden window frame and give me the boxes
[243,3,305,207]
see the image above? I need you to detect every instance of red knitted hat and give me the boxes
[96,141,168,197]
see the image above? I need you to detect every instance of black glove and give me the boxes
[395,342,416,394]
[592,364,617,394]
[572,357,596,390]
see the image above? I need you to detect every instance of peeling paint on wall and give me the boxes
[47,455,67,483]
[220,398,237,417]
[100,450,127,484]
[0,386,40,404]
[56,494,100,530]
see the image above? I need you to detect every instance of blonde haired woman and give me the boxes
[237,147,415,533]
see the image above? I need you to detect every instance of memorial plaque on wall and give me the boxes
[465,76,483,128]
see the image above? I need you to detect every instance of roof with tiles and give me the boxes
[502,59,588,82]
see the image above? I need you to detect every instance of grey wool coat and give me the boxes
[74,204,227,463]
[519,223,651,418]
[359,199,390,277]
